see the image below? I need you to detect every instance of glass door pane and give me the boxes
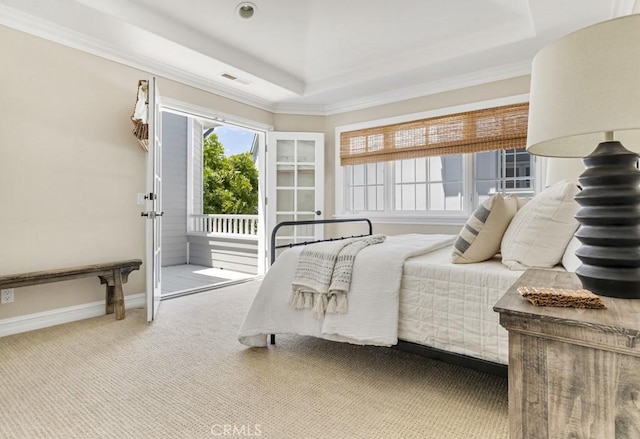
[267,132,324,253]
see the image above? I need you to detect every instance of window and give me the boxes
[476,148,535,204]
[346,162,384,211]
[394,156,463,211]
[337,98,541,221]
[343,149,535,215]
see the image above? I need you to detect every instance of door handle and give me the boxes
[315,210,322,215]
[141,211,164,218]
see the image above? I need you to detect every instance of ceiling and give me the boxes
[1,0,638,114]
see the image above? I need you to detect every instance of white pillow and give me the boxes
[562,235,582,272]
[452,194,518,264]
[501,180,580,270]
[516,197,530,210]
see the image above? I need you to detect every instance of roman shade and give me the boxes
[340,103,529,166]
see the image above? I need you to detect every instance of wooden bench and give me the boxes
[0,259,143,320]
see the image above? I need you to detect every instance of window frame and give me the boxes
[334,94,546,225]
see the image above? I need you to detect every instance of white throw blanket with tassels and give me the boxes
[290,234,386,318]
[238,234,456,347]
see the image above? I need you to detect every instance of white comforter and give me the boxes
[238,234,455,347]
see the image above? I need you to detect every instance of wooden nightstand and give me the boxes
[494,269,640,439]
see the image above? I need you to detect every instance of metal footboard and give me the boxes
[270,218,372,265]
[268,217,372,345]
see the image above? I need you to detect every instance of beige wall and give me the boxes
[0,23,533,324]
[0,25,272,320]
[273,114,325,132]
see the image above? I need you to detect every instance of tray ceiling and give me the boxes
[1,0,637,114]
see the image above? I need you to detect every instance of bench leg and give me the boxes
[101,269,127,320]
[113,269,125,320]
[105,285,115,315]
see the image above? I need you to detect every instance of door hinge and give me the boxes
[265,197,268,206]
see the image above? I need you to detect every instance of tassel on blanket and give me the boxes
[335,293,348,314]
[289,289,299,308]
[312,294,328,319]
[303,292,314,309]
[290,290,318,310]
[289,290,305,309]
[326,294,337,313]
[325,293,348,314]
[291,234,386,319]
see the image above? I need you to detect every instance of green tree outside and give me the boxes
[202,133,258,214]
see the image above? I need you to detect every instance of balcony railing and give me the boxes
[190,214,258,237]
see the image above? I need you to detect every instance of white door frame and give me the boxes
[266,131,325,263]
[145,76,163,322]
[158,98,272,275]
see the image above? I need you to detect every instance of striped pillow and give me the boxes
[452,194,518,264]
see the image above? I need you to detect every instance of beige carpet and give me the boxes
[0,280,508,439]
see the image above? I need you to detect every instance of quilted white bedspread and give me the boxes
[398,246,524,364]
[238,234,455,347]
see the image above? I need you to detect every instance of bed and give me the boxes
[238,219,525,375]
[238,182,580,376]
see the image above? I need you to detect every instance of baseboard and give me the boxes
[0,293,146,337]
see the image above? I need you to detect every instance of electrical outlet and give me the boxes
[1,289,15,304]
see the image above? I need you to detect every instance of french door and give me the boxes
[266,132,324,261]
[145,77,163,321]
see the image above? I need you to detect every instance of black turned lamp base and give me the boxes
[574,141,640,299]
[576,267,640,299]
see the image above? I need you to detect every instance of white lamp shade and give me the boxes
[526,14,640,157]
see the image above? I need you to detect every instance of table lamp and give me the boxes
[526,13,640,299]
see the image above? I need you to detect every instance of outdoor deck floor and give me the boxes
[161,264,256,296]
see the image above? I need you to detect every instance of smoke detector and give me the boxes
[236,2,257,19]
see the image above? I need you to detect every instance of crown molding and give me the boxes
[0,3,279,113]
[271,103,329,116]
[278,60,533,116]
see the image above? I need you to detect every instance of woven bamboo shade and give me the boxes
[340,103,529,165]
